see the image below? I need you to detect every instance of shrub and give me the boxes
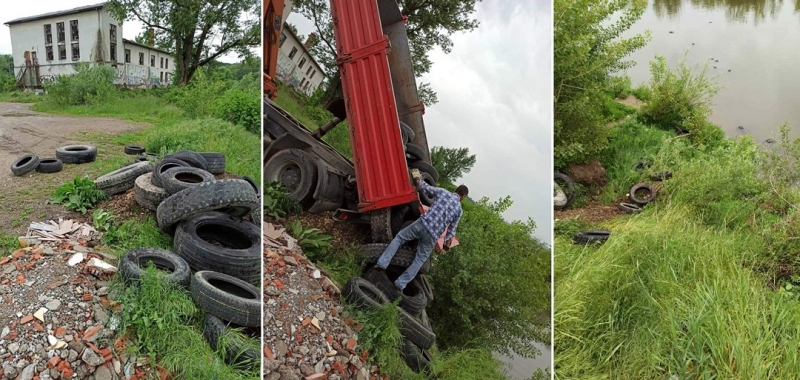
[48,176,107,213]
[212,88,260,134]
[44,63,116,106]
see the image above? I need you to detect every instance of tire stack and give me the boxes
[401,122,439,206]
[10,144,96,176]
[343,243,435,373]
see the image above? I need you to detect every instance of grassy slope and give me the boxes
[20,91,261,379]
[554,118,800,378]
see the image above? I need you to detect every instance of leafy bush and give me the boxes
[263,182,300,220]
[640,55,724,146]
[428,197,550,357]
[44,64,116,106]
[49,177,107,213]
[212,88,260,134]
[289,220,332,256]
[92,208,116,232]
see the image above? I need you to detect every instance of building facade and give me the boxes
[4,2,175,89]
[277,22,324,95]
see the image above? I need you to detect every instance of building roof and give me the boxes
[122,39,173,56]
[282,22,324,73]
[4,2,107,26]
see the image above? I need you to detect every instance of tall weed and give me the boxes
[44,64,116,106]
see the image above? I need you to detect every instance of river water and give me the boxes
[623,0,800,142]
[499,341,551,379]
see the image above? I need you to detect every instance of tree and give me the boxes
[107,0,260,85]
[0,54,15,92]
[293,0,482,106]
[431,146,476,187]
[553,0,650,169]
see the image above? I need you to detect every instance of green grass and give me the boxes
[103,217,173,257]
[0,91,42,103]
[114,268,259,379]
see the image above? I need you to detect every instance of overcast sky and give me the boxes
[0,1,243,63]
[290,0,553,244]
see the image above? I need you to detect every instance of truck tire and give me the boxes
[264,149,318,206]
[239,176,261,199]
[342,277,390,310]
[401,339,433,374]
[405,144,425,161]
[357,243,430,275]
[36,159,63,174]
[152,158,190,187]
[203,314,259,370]
[169,150,209,171]
[119,248,191,288]
[11,154,40,176]
[190,271,260,327]
[134,173,169,211]
[160,167,216,195]
[573,230,611,245]
[398,306,435,349]
[156,179,258,233]
[418,172,436,206]
[409,160,439,184]
[400,122,415,144]
[199,152,226,174]
[56,145,97,164]
[618,202,642,214]
[174,212,261,285]
[370,208,393,243]
[417,275,433,303]
[95,161,153,196]
[364,266,428,317]
[124,145,145,155]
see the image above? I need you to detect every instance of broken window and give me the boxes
[58,45,66,60]
[110,24,116,41]
[124,49,130,64]
[44,24,52,45]
[288,47,297,59]
[160,57,163,69]
[139,52,144,65]
[71,43,79,60]
[150,55,155,67]
[56,22,65,43]
[70,20,79,41]
[45,46,53,61]
[110,43,117,61]
[298,57,306,69]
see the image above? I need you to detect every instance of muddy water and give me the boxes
[499,341,551,379]
[623,0,800,143]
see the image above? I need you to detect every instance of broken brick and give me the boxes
[83,325,101,341]
[20,314,33,324]
[302,317,311,327]
[305,374,326,380]
[15,275,24,284]
[273,279,284,289]
[295,335,303,343]
[346,338,357,350]
[32,321,44,332]
[48,356,61,368]
[264,345,274,360]
[61,367,73,379]
[82,294,92,301]
[0,257,9,265]
[54,327,65,338]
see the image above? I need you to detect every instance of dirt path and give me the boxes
[0,102,144,235]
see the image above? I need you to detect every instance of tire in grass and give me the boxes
[134,173,169,211]
[119,248,191,288]
[55,145,97,164]
[408,160,439,184]
[170,150,209,171]
[124,145,145,155]
[398,304,435,349]
[629,183,656,205]
[190,271,260,327]
[401,339,433,374]
[342,277,390,310]
[160,167,216,195]
[36,158,62,173]
[364,266,428,317]
[650,171,673,181]
[554,173,576,211]
[405,144,425,161]
[95,161,153,196]
[573,230,611,245]
[11,154,40,176]
[618,202,642,214]
[203,314,260,370]
[152,158,190,187]
[156,179,259,233]
[199,152,226,174]
[357,243,430,275]
[174,212,260,285]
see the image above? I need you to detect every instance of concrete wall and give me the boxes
[119,42,174,87]
[276,25,324,96]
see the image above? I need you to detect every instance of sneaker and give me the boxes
[393,281,404,293]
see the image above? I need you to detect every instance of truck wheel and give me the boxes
[264,149,318,206]
[409,161,439,184]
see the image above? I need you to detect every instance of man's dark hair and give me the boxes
[455,185,469,197]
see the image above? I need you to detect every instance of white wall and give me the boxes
[119,42,174,87]
[276,26,324,95]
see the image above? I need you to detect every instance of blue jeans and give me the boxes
[376,219,435,290]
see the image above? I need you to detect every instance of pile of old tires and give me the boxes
[10,144,97,176]
[343,243,435,374]
[401,122,439,207]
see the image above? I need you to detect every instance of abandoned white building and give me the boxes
[4,2,175,89]
[277,23,324,95]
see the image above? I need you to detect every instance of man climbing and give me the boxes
[375,170,468,291]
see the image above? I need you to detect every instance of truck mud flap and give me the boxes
[309,159,346,213]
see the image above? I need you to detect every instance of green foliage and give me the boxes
[263,182,301,220]
[115,267,258,379]
[102,217,173,254]
[430,146,477,187]
[44,64,116,106]
[0,54,15,92]
[428,196,550,357]
[289,220,332,256]
[554,0,650,169]
[92,208,116,232]
[212,87,260,134]
[49,176,107,214]
[107,0,260,85]
[640,54,725,147]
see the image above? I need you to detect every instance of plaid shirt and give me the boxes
[418,180,462,241]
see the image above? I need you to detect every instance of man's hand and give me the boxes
[435,244,444,254]
[410,168,422,185]
[442,239,453,252]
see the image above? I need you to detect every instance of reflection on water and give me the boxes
[499,342,551,380]
[623,0,800,143]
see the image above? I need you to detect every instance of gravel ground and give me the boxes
[263,222,381,380]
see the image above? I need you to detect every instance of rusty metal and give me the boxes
[262,0,283,100]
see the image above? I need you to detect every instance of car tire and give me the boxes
[152,158,190,187]
[11,154,40,176]
[398,306,435,349]
[364,266,428,317]
[203,314,259,370]
[342,277,390,310]
[95,161,153,196]
[618,202,642,214]
[119,248,191,288]
[629,183,656,205]
[573,230,611,245]
[357,243,430,275]
[170,150,209,171]
[408,160,439,184]
[124,145,145,155]
[55,145,97,164]
[400,122,415,144]
[405,144,425,161]
[156,179,259,233]
[554,173,576,210]
[36,158,63,173]
[401,339,433,374]
[134,173,169,211]
[160,167,216,195]
[190,271,260,327]
[199,152,226,174]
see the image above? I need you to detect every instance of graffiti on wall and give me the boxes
[39,74,57,84]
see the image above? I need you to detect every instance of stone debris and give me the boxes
[263,222,380,380]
